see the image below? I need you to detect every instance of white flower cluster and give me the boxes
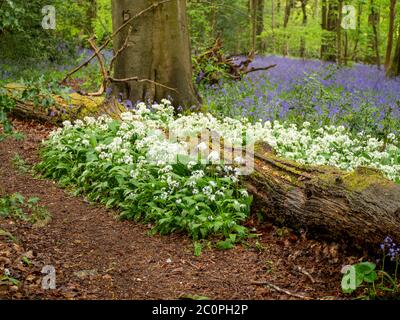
[48,100,400,183]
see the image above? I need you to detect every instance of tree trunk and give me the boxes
[336,0,343,64]
[256,0,265,52]
[321,0,337,61]
[366,0,381,68]
[283,0,293,56]
[351,2,363,61]
[314,0,319,18]
[211,0,217,38]
[111,0,200,109]
[271,0,275,52]
[300,0,308,58]
[387,24,400,77]
[86,0,97,34]
[246,143,400,252]
[9,96,400,252]
[385,0,397,70]
[250,0,258,52]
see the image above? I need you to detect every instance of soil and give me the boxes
[0,118,358,300]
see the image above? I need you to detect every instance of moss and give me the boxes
[316,166,389,192]
[342,167,389,192]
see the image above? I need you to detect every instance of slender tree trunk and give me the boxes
[283,0,292,56]
[250,0,258,52]
[387,24,400,77]
[321,0,327,59]
[385,0,397,70]
[271,0,275,52]
[111,0,200,109]
[211,0,217,39]
[352,2,362,61]
[314,0,319,18]
[86,0,97,34]
[321,0,338,61]
[367,0,381,68]
[256,0,265,52]
[300,0,308,58]
[337,0,343,64]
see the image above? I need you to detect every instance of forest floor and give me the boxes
[0,118,359,300]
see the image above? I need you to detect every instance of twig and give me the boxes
[109,77,178,93]
[60,38,111,84]
[251,281,312,300]
[109,26,133,72]
[297,266,316,284]
[87,37,108,96]
[242,64,277,75]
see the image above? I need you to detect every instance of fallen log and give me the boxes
[3,83,124,123]
[246,142,400,252]
[4,96,400,251]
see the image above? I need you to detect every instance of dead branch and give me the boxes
[87,37,108,96]
[61,38,111,84]
[109,26,132,72]
[251,281,312,300]
[195,37,276,84]
[242,64,277,75]
[296,266,316,284]
[109,77,178,93]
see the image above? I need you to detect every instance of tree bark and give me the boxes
[256,0,265,52]
[321,0,337,61]
[387,24,400,77]
[351,2,363,61]
[336,0,343,64]
[366,0,381,68]
[111,0,200,109]
[250,0,258,52]
[300,0,308,58]
[246,143,400,251]
[283,0,293,56]
[385,0,397,70]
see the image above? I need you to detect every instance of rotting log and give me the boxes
[4,95,400,251]
[4,83,124,123]
[246,142,400,251]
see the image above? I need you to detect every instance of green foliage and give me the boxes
[93,0,112,42]
[0,0,80,61]
[341,262,378,294]
[0,88,16,134]
[0,192,51,226]
[12,153,31,174]
[36,105,253,254]
[341,249,400,299]
[188,0,251,54]
[0,228,18,243]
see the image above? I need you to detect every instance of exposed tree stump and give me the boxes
[246,143,400,251]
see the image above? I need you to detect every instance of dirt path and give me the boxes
[0,119,355,300]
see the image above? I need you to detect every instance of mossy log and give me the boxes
[5,87,400,251]
[4,83,124,123]
[246,143,400,251]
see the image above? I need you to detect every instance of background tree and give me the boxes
[385,0,397,70]
[387,23,400,76]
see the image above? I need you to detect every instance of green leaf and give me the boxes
[194,242,202,257]
[216,239,234,250]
